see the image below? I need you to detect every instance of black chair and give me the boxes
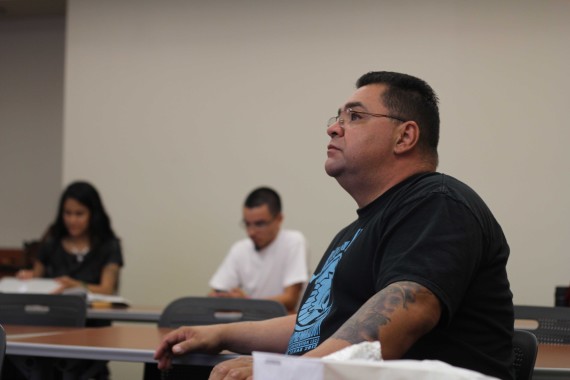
[0,294,87,380]
[0,293,109,380]
[144,297,287,380]
[555,286,570,307]
[514,305,570,344]
[0,293,87,327]
[512,329,538,380]
[158,296,287,328]
[0,324,6,377]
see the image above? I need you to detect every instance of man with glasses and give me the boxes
[156,72,514,380]
[208,187,308,313]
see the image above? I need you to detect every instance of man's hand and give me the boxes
[209,356,253,380]
[209,288,248,298]
[154,325,225,370]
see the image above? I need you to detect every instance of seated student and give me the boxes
[156,71,514,380]
[208,187,308,313]
[17,181,123,295]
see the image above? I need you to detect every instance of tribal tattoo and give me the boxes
[331,281,434,344]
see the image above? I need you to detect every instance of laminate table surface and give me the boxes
[5,324,236,366]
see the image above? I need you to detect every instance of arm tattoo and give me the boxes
[332,281,433,344]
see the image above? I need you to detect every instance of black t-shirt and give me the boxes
[287,173,514,380]
[38,237,123,285]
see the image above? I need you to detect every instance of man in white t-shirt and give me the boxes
[209,187,308,313]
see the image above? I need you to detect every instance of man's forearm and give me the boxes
[221,314,297,354]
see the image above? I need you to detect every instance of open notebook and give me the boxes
[0,276,130,307]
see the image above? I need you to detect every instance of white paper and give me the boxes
[0,277,60,294]
[87,293,130,306]
[323,341,381,361]
[253,351,499,380]
[253,351,323,380]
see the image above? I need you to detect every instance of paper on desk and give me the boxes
[253,352,323,380]
[321,360,500,380]
[0,277,60,294]
[254,340,498,380]
[323,340,382,361]
[87,293,130,307]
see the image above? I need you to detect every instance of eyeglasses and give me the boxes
[240,218,276,230]
[327,108,406,128]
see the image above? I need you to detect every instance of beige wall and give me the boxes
[3,1,568,310]
[0,17,64,246]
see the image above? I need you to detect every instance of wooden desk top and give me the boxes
[536,344,570,370]
[6,324,237,365]
[6,324,569,371]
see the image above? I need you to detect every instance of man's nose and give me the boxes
[327,120,344,138]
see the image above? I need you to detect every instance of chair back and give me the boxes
[514,305,570,344]
[0,293,87,327]
[158,296,287,328]
[0,324,6,375]
[555,286,570,307]
[512,329,538,380]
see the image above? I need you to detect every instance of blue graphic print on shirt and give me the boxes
[286,228,362,354]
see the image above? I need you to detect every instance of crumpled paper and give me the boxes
[323,340,382,362]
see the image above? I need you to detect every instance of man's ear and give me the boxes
[394,121,420,154]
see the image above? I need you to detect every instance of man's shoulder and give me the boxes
[396,172,480,202]
[279,229,306,242]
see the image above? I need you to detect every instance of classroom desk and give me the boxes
[5,324,236,366]
[533,344,570,380]
[87,304,162,323]
[6,324,570,378]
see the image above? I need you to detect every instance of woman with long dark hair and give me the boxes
[17,181,123,294]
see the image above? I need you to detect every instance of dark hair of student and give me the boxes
[356,71,440,166]
[244,187,282,217]
[47,181,116,247]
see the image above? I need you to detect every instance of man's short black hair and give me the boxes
[244,187,282,216]
[357,71,440,164]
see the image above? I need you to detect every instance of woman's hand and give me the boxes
[15,269,35,279]
[53,275,84,293]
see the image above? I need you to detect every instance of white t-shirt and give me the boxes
[209,229,309,298]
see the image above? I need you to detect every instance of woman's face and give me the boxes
[62,198,90,238]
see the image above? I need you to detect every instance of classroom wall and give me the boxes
[4,0,566,308]
[0,16,65,246]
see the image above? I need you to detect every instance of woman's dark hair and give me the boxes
[47,181,116,246]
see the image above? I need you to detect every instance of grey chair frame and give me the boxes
[512,329,538,380]
[158,296,287,328]
[514,304,570,344]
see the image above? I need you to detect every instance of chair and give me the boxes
[0,293,87,327]
[0,324,6,377]
[512,329,538,380]
[0,294,87,380]
[158,296,287,328]
[555,286,570,307]
[143,297,287,380]
[514,305,570,344]
[0,293,109,380]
